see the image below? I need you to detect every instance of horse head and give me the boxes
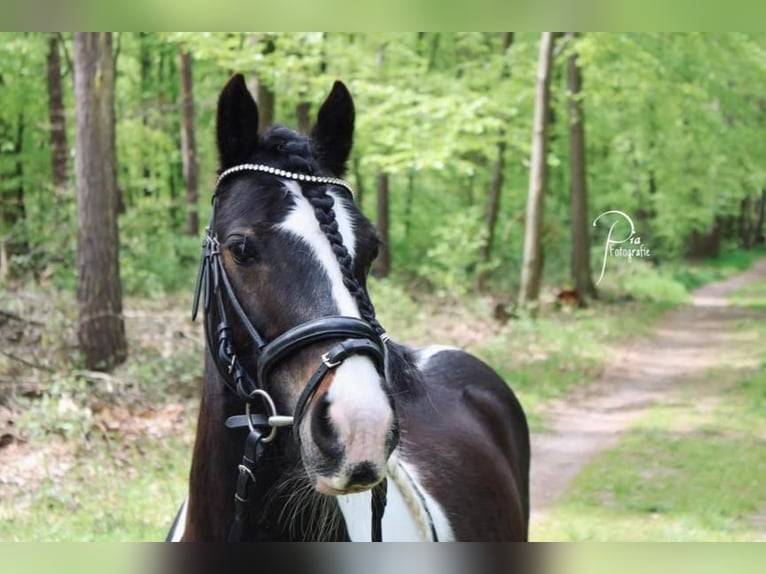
[209,74,398,497]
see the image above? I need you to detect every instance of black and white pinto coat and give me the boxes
[171,75,530,542]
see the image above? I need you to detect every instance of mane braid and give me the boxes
[301,185,386,337]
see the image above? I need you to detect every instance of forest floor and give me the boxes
[531,258,766,540]
[1,255,765,540]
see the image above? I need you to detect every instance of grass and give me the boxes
[534,376,766,541]
[534,278,766,541]
[0,421,194,541]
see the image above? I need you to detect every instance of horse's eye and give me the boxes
[228,235,258,265]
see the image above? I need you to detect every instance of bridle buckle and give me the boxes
[321,352,341,369]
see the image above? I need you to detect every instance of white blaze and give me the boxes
[278,180,402,536]
[278,181,359,316]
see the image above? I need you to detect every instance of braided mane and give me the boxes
[300,185,385,337]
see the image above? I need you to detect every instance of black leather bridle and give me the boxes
[190,165,390,542]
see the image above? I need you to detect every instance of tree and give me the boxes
[755,189,766,245]
[296,101,311,133]
[253,36,276,133]
[0,111,27,265]
[138,32,153,198]
[566,34,597,299]
[373,172,391,278]
[46,33,68,191]
[179,46,199,236]
[477,32,514,291]
[73,32,127,370]
[519,32,555,308]
[0,108,29,268]
[372,42,391,279]
[739,194,754,249]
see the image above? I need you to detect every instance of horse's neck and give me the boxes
[184,356,347,541]
[184,360,248,540]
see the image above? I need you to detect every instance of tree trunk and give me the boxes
[162,43,183,228]
[179,47,199,236]
[46,34,68,191]
[13,116,25,232]
[404,171,416,239]
[373,172,391,278]
[477,141,505,289]
[256,80,275,133]
[686,217,723,259]
[477,33,514,291]
[754,189,766,245]
[372,42,390,278]
[0,113,28,260]
[254,39,276,134]
[73,32,127,370]
[296,101,311,133]
[352,155,365,210]
[567,34,597,300]
[519,32,555,308]
[139,32,153,198]
[739,194,754,249]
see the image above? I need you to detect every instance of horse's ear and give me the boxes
[311,81,355,177]
[216,74,259,170]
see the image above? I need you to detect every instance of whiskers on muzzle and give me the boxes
[263,462,346,541]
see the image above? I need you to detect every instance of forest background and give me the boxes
[1,32,765,541]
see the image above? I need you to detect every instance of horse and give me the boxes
[168,74,530,542]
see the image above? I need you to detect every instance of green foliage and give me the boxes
[119,199,200,297]
[670,246,766,291]
[3,32,766,299]
[574,33,766,257]
[416,206,494,295]
[597,258,690,304]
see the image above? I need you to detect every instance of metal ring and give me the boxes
[247,390,280,443]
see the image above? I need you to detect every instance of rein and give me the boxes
[190,164,390,542]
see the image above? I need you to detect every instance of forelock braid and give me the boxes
[302,186,386,337]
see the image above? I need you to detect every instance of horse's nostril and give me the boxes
[347,461,379,487]
[311,397,342,458]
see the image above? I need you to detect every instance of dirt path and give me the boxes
[530,258,766,530]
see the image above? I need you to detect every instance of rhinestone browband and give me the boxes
[216,163,355,197]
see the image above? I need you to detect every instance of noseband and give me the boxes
[190,164,390,541]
